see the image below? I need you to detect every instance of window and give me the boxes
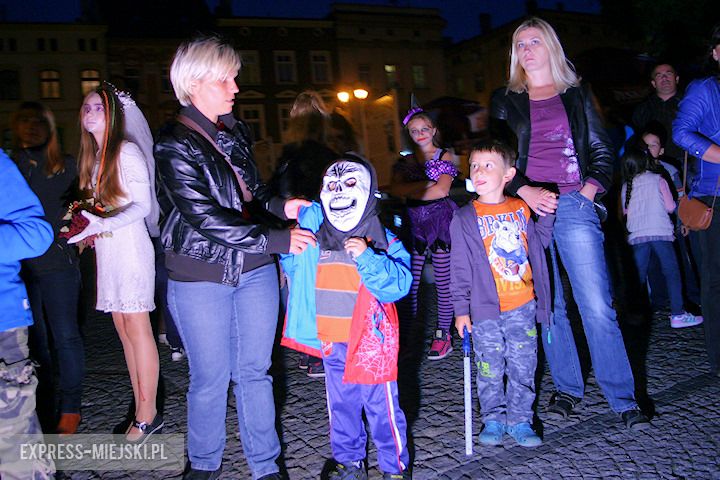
[124,67,140,96]
[310,50,332,84]
[161,67,172,93]
[455,77,465,96]
[278,104,292,141]
[9,38,17,51]
[80,69,100,95]
[90,39,98,51]
[37,38,46,51]
[78,39,86,51]
[40,70,61,99]
[50,39,58,51]
[239,51,260,85]
[384,64,398,88]
[358,64,371,85]
[412,65,426,88]
[0,39,4,51]
[274,51,296,84]
[0,70,20,100]
[474,73,485,93]
[239,105,265,141]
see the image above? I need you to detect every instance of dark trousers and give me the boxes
[27,267,84,415]
[697,197,720,373]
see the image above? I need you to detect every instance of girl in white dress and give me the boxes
[69,84,162,442]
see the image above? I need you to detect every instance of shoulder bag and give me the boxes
[678,151,719,231]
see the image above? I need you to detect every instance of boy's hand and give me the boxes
[344,237,368,260]
[456,315,472,337]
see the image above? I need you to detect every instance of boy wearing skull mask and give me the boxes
[281,156,413,479]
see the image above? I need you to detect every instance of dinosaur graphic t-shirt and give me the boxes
[473,197,535,312]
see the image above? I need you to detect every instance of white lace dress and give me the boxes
[93,142,155,313]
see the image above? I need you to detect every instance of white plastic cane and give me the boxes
[463,326,473,455]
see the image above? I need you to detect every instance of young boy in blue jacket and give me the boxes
[281,156,412,479]
[0,148,54,477]
[451,140,554,448]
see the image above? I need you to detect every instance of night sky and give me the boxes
[0,0,601,42]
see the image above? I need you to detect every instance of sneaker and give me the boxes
[506,422,542,447]
[307,358,325,378]
[670,312,703,329]
[157,333,169,346]
[382,471,411,479]
[298,353,310,370]
[478,420,505,446]
[258,473,283,480]
[171,347,185,362]
[621,408,651,430]
[427,330,453,360]
[546,391,581,419]
[328,461,367,480]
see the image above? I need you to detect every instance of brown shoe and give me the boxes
[57,413,81,435]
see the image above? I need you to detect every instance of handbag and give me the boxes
[678,152,719,231]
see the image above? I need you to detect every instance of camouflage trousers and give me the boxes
[0,326,55,479]
[471,300,537,426]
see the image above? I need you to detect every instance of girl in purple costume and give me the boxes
[391,110,458,360]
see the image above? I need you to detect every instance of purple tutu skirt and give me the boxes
[406,197,458,253]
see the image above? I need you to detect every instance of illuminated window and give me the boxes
[384,64,398,88]
[40,70,61,99]
[80,69,100,95]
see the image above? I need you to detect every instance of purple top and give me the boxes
[527,95,582,194]
[425,157,458,182]
[393,149,458,183]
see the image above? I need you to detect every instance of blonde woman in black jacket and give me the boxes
[154,36,314,480]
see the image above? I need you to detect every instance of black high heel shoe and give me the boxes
[125,414,164,445]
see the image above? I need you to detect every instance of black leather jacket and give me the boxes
[155,116,288,287]
[490,84,615,198]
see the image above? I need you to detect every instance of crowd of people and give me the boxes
[1,17,720,480]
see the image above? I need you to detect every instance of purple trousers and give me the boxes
[322,342,409,475]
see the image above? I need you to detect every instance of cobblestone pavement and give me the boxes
[63,304,719,479]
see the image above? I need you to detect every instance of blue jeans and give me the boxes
[167,264,281,478]
[26,267,84,414]
[631,241,684,315]
[541,191,637,413]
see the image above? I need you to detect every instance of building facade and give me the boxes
[0,23,107,153]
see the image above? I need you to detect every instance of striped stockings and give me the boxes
[400,250,454,335]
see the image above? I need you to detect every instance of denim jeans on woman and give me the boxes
[167,264,281,479]
[541,191,638,413]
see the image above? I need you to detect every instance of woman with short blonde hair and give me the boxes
[156,36,314,479]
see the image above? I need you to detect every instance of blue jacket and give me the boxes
[449,201,555,325]
[673,77,720,197]
[0,149,53,332]
[280,203,412,352]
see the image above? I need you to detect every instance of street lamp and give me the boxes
[337,88,370,158]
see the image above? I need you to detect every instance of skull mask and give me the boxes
[320,160,371,232]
